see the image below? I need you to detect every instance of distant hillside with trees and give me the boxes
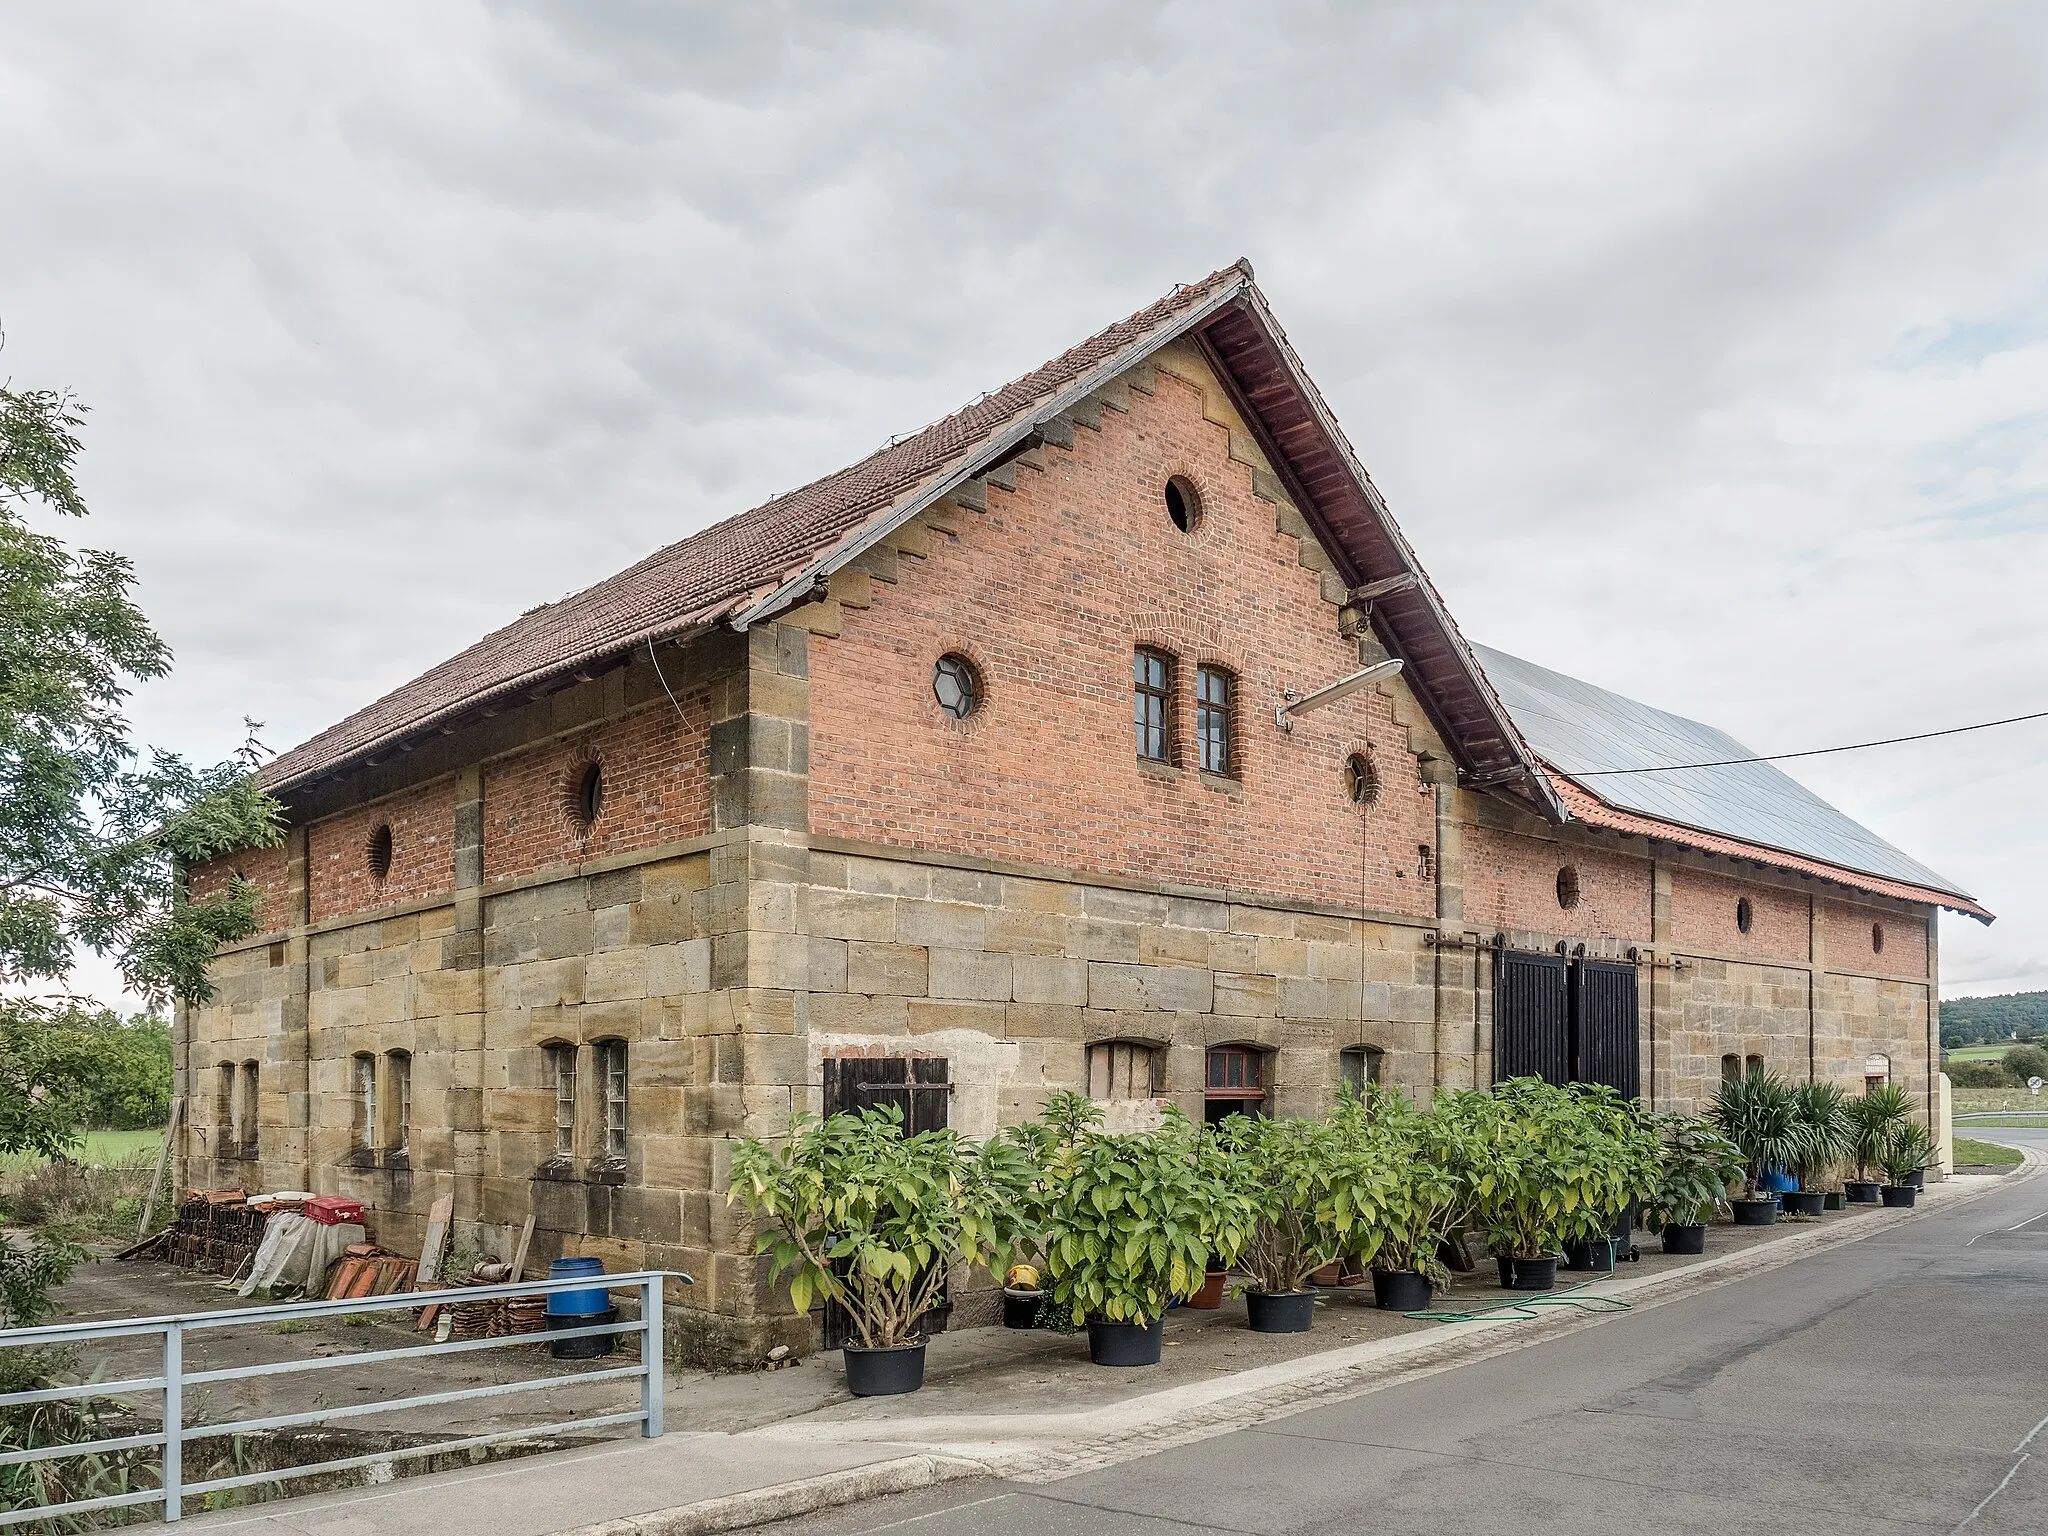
[1942,991,2048,1047]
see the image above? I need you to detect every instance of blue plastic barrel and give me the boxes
[1759,1166,1798,1194]
[546,1256,609,1316]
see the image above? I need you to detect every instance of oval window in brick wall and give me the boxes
[1555,865,1581,911]
[366,824,393,882]
[932,653,981,719]
[1346,752,1380,807]
[1164,475,1203,534]
[1736,897,1753,934]
[1872,922,1885,955]
[565,761,605,836]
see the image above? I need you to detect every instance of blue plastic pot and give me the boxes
[546,1256,610,1316]
[1759,1167,1798,1194]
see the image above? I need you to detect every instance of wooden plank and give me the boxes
[507,1214,535,1284]
[135,1097,185,1240]
[416,1193,455,1285]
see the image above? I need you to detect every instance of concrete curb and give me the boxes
[564,1161,2035,1534]
[565,1453,984,1536]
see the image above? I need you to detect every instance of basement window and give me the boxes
[1164,475,1202,534]
[1556,865,1581,911]
[596,1039,629,1161]
[1087,1040,1163,1102]
[1205,1045,1268,1124]
[932,653,981,719]
[1736,897,1753,935]
[547,1044,577,1159]
[366,823,394,882]
[1340,1045,1383,1093]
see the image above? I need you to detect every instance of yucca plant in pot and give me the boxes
[1364,1087,1484,1311]
[1219,1099,1402,1332]
[728,1105,1033,1396]
[1879,1121,1933,1208]
[1641,1113,1745,1254]
[1042,1109,1253,1366]
[1845,1083,1910,1203]
[1783,1082,1852,1216]
[1710,1069,1801,1226]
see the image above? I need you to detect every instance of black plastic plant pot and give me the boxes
[1371,1270,1434,1311]
[1002,1289,1043,1329]
[1881,1184,1919,1208]
[1495,1256,1516,1288]
[1562,1239,1615,1273]
[1845,1181,1883,1204]
[1732,1198,1780,1226]
[1508,1257,1557,1292]
[1086,1318,1164,1367]
[843,1341,927,1396]
[1823,1191,1847,1211]
[1781,1190,1826,1217]
[1661,1224,1707,1255]
[1904,1169,1926,1190]
[1245,1290,1316,1333]
[547,1307,618,1360]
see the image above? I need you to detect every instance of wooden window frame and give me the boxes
[1196,665,1235,777]
[1133,648,1175,764]
[546,1043,577,1160]
[595,1039,628,1162]
[1205,1044,1269,1121]
[1087,1040,1164,1102]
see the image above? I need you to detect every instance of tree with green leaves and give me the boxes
[2,368,284,1161]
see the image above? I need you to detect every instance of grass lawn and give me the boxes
[1954,1137,2026,1167]
[0,1127,165,1177]
[1951,1086,2048,1116]
[1946,1044,2019,1063]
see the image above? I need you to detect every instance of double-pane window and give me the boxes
[1196,666,1234,775]
[1133,649,1173,762]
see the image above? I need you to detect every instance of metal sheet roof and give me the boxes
[1472,644,1978,906]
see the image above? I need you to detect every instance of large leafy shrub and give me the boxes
[1217,1103,1401,1293]
[727,1105,1035,1349]
[1365,1087,1487,1283]
[1470,1079,1651,1260]
[1041,1110,1253,1326]
[1641,1113,1745,1230]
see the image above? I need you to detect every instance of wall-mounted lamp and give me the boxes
[1275,658,1404,733]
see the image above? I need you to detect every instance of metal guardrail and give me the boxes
[0,1269,676,1526]
[1955,1111,2048,1120]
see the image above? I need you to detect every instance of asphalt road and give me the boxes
[762,1164,2048,1536]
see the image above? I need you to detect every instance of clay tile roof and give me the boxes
[264,264,1253,792]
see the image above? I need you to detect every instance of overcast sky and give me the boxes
[5,1,2044,1006]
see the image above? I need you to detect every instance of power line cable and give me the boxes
[1568,707,2048,777]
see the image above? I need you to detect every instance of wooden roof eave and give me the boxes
[1193,292,1565,822]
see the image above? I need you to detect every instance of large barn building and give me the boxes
[178,261,1988,1361]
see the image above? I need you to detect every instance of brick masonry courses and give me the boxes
[177,345,1944,1366]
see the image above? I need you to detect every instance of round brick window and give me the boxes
[366,824,394,882]
[1164,475,1203,535]
[932,653,981,719]
[1736,897,1753,934]
[1872,922,1885,955]
[1346,752,1380,807]
[1555,865,1581,911]
[565,761,604,836]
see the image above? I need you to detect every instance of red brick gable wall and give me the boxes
[807,361,1438,916]
[309,777,456,923]
[1671,867,1809,963]
[1823,897,1927,978]
[187,842,293,937]
[1464,825,1653,941]
[482,695,711,884]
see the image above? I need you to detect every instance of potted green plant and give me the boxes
[1784,1082,1852,1216]
[1219,1101,1400,1332]
[728,1105,1032,1396]
[1561,1088,1661,1272]
[1845,1084,1910,1203]
[1711,1069,1801,1225]
[1364,1088,1483,1311]
[1473,1079,1621,1290]
[1879,1121,1933,1207]
[1041,1110,1252,1365]
[1641,1113,1745,1254]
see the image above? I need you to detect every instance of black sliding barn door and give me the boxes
[1493,949,1641,1100]
[1492,949,1572,1086]
[818,1056,951,1348]
[1572,959,1641,1099]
